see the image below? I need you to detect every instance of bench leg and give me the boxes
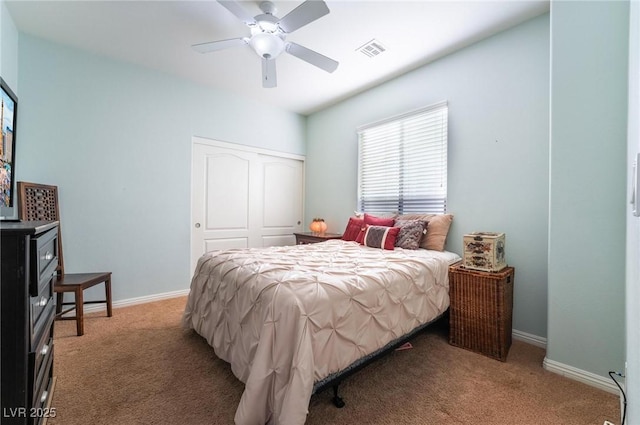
[105,276,113,317]
[56,291,64,315]
[76,287,84,336]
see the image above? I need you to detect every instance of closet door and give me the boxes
[257,153,304,247]
[191,139,304,275]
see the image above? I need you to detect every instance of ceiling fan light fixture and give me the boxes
[195,0,338,87]
[255,19,279,34]
[250,33,285,59]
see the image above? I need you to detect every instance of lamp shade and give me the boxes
[309,218,327,234]
[249,33,285,59]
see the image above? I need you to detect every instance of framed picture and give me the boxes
[1,77,18,220]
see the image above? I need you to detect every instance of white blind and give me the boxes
[357,101,448,215]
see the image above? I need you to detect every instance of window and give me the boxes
[357,101,448,215]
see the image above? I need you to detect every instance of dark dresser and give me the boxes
[1,221,58,424]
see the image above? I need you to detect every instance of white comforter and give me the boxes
[183,240,459,425]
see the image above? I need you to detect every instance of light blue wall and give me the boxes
[627,1,639,422]
[306,14,550,338]
[6,0,636,404]
[16,34,306,302]
[548,0,627,379]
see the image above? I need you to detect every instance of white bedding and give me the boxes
[183,239,460,425]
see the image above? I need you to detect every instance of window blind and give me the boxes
[357,101,448,215]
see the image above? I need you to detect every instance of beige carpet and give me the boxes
[48,296,618,425]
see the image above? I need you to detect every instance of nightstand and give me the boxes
[448,262,515,361]
[294,232,343,245]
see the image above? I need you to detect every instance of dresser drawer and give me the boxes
[32,338,53,406]
[28,317,54,425]
[31,343,54,424]
[30,227,58,297]
[36,268,56,301]
[30,295,54,349]
[30,322,54,387]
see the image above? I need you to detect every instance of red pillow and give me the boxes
[356,213,395,243]
[341,217,365,241]
[361,225,400,250]
[364,213,395,227]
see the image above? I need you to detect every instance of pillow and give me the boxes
[397,213,454,251]
[354,213,397,244]
[341,216,365,241]
[364,213,396,227]
[394,219,427,250]
[361,225,400,250]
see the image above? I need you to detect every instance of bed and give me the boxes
[183,229,460,425]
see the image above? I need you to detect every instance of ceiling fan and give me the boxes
[193,0,339,88]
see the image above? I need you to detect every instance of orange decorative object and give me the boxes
[309,218,327,234]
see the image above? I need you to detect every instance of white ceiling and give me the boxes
[5,0,549,115]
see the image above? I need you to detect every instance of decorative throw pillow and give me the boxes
[341,217,365,242]
[364,213,396,227]
[362,225,400,250]
[397,213,454,251]
[354,213,397,244]
[394,219,427,250]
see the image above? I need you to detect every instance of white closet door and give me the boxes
[258,154,304,247]
[191,140,304,275]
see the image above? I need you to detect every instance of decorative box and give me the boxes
[462,232,506,272]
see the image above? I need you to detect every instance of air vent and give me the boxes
[357,39,387,58]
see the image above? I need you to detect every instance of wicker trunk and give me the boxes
[448,263,514,361]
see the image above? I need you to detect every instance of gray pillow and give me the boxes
[394,219,427,250]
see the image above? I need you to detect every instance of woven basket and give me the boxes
[448,263,514,361]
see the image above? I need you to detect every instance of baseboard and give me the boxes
[83,288,190,314]
[88,295,549,349]
[512,329,547,348]
[501,331,617,396]
[87,294,550,351]
[533,330,619,396]
[542,357,619,395]
[83,292,619,398]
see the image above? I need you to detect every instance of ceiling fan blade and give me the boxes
[217,0,257,26]
[286,42,338,73]
[192,38,248,54]
[262,57,277,88]
[277,0,330,33]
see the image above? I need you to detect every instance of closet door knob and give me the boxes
[195,223,201,228]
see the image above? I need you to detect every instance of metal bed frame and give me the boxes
[311,310,448,408]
